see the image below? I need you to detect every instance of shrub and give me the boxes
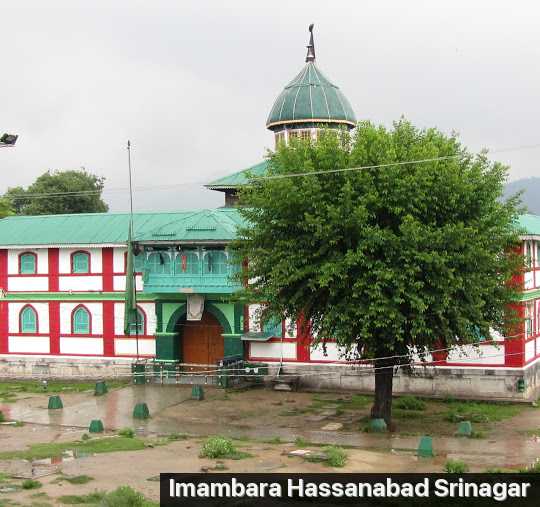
[200,437,236,459]
[118,428,135,438]
[22,479,42,489]
[102,486,154,507]
[64,475,94,485]
[394,396,426,411]
[324,446,347,468]
[444,459,469,473]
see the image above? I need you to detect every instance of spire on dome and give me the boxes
[305,23,316,62]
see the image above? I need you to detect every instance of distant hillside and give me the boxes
[504,177,540,215]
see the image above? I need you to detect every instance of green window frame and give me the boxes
[72,306,90,334]
[174,251,199,274]
[72,251,90,274]
[128,308,145,336]
[204,250,227,275]
[263,315,282,337]
[19,253,37,274]
[20,306,37,333]
[147,252,171,274]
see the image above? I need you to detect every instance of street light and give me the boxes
[0,133,18,147]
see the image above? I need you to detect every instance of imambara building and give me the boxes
[1,27,540,400]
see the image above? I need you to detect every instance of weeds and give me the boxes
[21,479,42,490]
[394,396,426,411]
[64,475,94,485]
[444,459,469,473]
[199,436,251,460]
[118,428,135,438]
[323,446,348,468]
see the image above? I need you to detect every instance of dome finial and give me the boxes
[305,23,315,62]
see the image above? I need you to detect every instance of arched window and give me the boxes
[174,251,199,274]
[72,306,91,334]
[204,250,227,275]
[20,305,38,333]
[19,252,37,274]
[71,251,90,274]
[128,307,146,336]
[147,252,171,274]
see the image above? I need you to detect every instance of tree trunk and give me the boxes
[370,357,395,429]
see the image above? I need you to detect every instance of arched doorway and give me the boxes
[179,311,224,367]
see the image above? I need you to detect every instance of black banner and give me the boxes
[160,473,540,506]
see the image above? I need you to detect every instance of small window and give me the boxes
[536,241,540,268]
[147,252,171,274]
[204,250,227,275]
[20,306,37,333]
[174,251,199,274]
[72,306,90,334]
[72,251,90,274]
[525,302,534,338]
[19,253,37,274]
[128,307,145,336]
[263,315,282,337]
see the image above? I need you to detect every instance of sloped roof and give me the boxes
[205,160,270,189]
[0,209,245,246]
[266,62,356,130]
[517,214,540,236]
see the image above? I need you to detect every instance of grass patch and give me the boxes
[444,459,469,473]
[444,400,522,423]
[117,428,135,438]
[0,380,128,403]
[0,411,4,422]
[199,436,251,460]
[263,437,283,444]
[394,396,426,411]
[101,485,158,507]
[21,479,42,490]
[58,491,106,504]
[64,475,94,485]
[323,446,347,468]
[166,432,188,441]
[0,472,9,483]
[0,436,146,461]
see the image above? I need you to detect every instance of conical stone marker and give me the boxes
[417,436,434,457]
[369,418,387,432]
[89,419,104,433]
[456,420,473,437]
[94,381,108,396]
[191,385,204,401]
[48,395,63,410]
[133,402,150,419]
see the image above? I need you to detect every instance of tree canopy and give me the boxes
[232,119,522,426]
[0,198,13,219]
[4,169,109,215]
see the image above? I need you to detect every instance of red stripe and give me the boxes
[102,248,114,292]
[48,248,59,291]
[103,301,115,356]
[0,250,7,354]
[49,301,60,354]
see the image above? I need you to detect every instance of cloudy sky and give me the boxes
[1,0,539,211]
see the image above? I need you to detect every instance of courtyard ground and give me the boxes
[0,381,539,505]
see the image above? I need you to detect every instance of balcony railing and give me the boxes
[139,247,242,294]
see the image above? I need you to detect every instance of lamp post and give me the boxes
[0,133,18,148]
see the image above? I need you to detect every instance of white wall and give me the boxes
[113,247,126,272]
[59,248,102,273]
[60,337,103,355]
[7,249,48,274]
[59,276,102,291]
[113,274,143,292]
[526,340,536,362]
[59,302,103,334]
[8,302,49,333]
[310,342,349,362]
[250,341,296,360]
[446,344,505,365]
[114,338,155,356]
[113,302,156,336]
[9,336,50,353]
[8,277,49,292]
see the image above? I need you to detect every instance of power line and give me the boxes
[3,141,540,201]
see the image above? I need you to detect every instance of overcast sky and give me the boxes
[1,0,539,212]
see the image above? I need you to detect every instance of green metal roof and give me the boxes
[0,209,245,246]
[517,214,540,235]
[205,160,270,189]
[266,62,356,130]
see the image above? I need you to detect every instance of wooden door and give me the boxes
[182,311,224,368]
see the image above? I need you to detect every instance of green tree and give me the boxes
[0,197,13,218]
[4,169,108,215]
[232,120,522,427]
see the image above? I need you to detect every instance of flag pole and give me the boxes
[127,140,139,361]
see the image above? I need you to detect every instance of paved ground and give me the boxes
[1,383,540,505]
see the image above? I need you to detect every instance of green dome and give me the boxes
[266,61,356,130]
